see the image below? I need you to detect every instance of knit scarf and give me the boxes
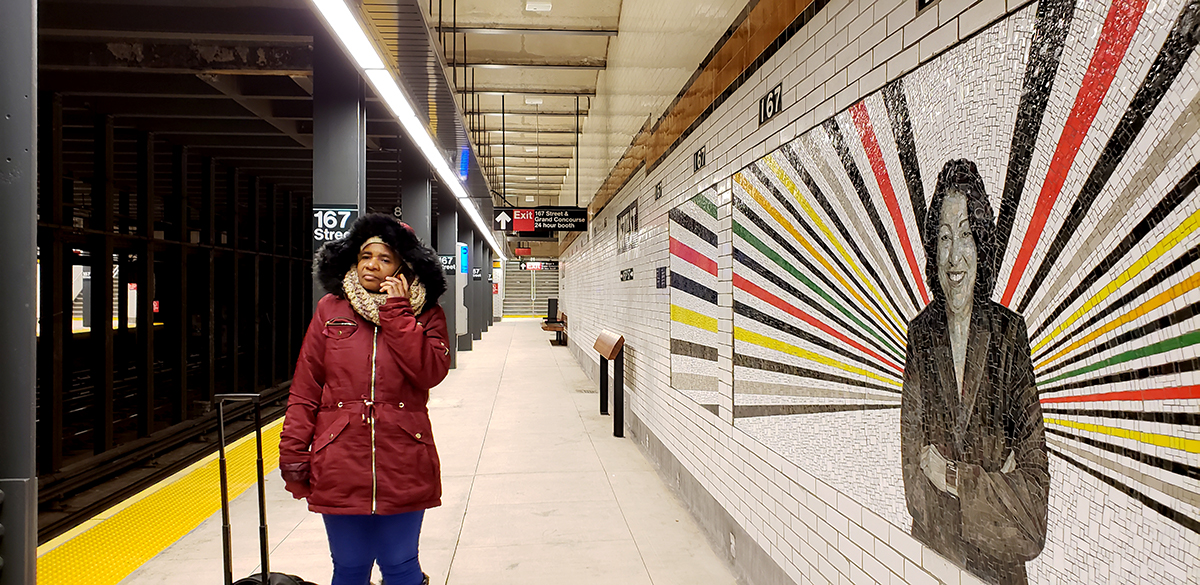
[343,269,427,325]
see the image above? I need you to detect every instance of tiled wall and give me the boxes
[561,0,1200,583]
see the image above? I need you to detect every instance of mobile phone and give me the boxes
[392,261,415,282]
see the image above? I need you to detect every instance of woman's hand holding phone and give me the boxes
[381,274,410,300]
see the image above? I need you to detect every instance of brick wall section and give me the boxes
[560,1,1032,584]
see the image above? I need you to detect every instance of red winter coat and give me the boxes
[279,294,452,515]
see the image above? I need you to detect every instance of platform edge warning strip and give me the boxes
[36,419,285,585]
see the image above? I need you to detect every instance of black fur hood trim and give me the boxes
[314,213,447,306]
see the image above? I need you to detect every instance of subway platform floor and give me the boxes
[115,319,737,585]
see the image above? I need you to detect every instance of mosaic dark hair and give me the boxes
[314,213,447,307]
[923,159,997,306]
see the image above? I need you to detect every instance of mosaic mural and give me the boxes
[670,187,722,413]
[676,0,1200,582]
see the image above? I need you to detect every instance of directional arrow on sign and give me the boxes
[496,211,512,230]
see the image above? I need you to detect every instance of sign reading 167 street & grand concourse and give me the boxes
[494,206,587,232]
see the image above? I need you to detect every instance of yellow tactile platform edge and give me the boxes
[36,419,284,585]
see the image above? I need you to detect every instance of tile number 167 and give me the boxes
[759,83,783,126]
[314,210,353,229]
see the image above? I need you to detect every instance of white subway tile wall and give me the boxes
[562,0,1200,583]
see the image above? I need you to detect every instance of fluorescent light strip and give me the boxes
[310,0,385,70]
[312,0,506,260]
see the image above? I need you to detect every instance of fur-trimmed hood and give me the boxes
[314,213,447,307]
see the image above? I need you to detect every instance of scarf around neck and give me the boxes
[343,268,427,325]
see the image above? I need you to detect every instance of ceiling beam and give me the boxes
[39,4,320,40]
[477,140,577,147]
[448,60,605,70]
[39,39,312,76]
[437,26,617,36]
[469,109,589,117]
[63,97,260,119]
[198,74,314,148]
[464,88,596,96]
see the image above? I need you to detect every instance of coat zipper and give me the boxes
[369,326,379,514]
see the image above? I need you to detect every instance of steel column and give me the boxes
[0,0,38,579]
[136,132,157,438]
[227,168,241,396]
[437,185,458,368]
[266,184,278,386]
[399,131,432,245]
[472,237,483,339]
[201,158,216,404]
[91,115,116,454]
[37,92,65,474]
[457,222,473,351]
[250,177,261,392]
[312,29,367,307]
[169,145,189,422]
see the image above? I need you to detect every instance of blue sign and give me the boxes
[458,243,469,274]
[459,148,470,179]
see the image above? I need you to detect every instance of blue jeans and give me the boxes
[322,511,425,585]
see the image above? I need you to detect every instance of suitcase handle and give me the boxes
[215,393,271,585]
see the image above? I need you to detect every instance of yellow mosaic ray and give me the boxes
[672,304,719,332]
[1034,205,1200,352]
[1045,417,1199,454]
[735,326,901,387]
[1037,271,1200,369]
[764,154,908,335]
[735,174,899,344]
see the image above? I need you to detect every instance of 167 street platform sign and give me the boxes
[494,206,587,232]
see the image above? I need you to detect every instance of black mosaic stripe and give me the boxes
[779,142,910,321]
[701,404,720,416]
[1034,243,1200,360]
[669,207,718,247]
[1016,0,1200,313]
[734,248,902,363]
[824,117,921,309]
[1037,298,1200,377]
[994,0,1078,267]
[1030,161,1200,342]
[881,78,927,249]
[735,194,889,343]
[1043,407,1198,427]
[1050,448,1200,535]
[670,271,718,304]
[733,353,899,394]
[733,403,899,418]
[1039,356,1200,395]
[1047,427,1200,482]
[747,162,906,344]
[671,338,719,362]
[734,300,899,378]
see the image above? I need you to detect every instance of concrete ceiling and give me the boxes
[423,0,750,209]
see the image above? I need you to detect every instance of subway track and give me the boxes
[36,350,293,544]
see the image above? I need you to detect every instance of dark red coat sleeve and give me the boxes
[378,297,451,390]
[279,295,330,466]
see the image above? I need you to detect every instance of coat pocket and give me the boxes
[312,413,351,453]
[391,412,437,480]
[322,318,359,340]
[394,414,433,445]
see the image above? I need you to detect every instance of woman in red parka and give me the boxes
[279,213,451,585]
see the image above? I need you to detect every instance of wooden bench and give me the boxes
[541,312,568,346]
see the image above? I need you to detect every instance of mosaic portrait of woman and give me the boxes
[900,159,1051,585]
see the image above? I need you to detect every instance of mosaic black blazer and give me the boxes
[901,299,1050,585]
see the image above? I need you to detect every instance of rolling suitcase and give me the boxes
[215,393,317,585]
